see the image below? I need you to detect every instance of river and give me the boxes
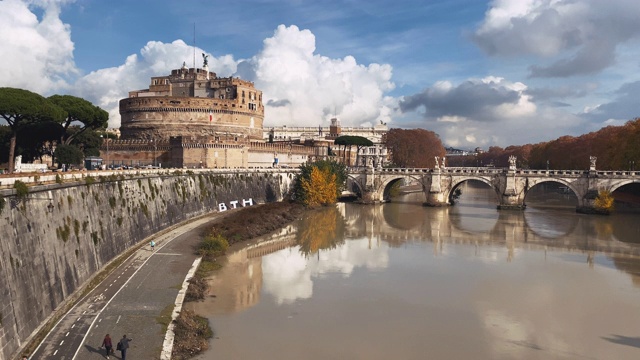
[188,182,640,359]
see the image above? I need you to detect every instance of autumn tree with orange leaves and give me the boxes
[294,160,347,207]
[300,167,337,206]
[383,128,446,168]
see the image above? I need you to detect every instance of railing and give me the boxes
[0,167,299,190]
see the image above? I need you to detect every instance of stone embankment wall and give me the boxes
[0,169,296,360]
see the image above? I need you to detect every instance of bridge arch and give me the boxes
[447,176,501,206]
[345,174,364,198]
[606,179,640,193]
[523,179,581,209]
[379,175,427,202]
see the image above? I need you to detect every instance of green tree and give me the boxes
[14,121,63,163]
[48,94,109,144]
[0,88,66,172]
[71,128,103,157]
[334,135,374,166]
[54,144,84,168]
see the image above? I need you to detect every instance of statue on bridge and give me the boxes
[590,156,597,171]
[434,156,440,169]
[509,156,517,170]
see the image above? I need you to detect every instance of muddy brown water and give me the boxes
[188,182,640,360]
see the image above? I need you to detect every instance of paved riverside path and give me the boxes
[30,212,226,360]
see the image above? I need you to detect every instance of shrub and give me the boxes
[594,189,615,213]
[14,180,29,198]
[197,232,229,260]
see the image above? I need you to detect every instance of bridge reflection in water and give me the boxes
[357,186,640,256]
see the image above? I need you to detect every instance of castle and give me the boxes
[103,58,386,169]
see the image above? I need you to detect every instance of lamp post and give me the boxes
[546,160,549,170]
[151,139,156,167]
[100,135,109,169]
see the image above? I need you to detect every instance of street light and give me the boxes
[546,160,549,170]
[100,135,109,169]
[151,139,156,167]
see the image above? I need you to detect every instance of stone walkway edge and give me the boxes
[161,257,202,360]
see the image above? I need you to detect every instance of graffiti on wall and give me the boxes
[218,198,254,211]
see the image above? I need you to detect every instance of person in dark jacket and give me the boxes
[101,334,113,359]
[117,334,133,360]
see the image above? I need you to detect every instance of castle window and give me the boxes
[242,91,245,97]
[164,79,169,85]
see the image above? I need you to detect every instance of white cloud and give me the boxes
[244,25,396,127]
[78,24,396,129]
[473,0,640,77]
[0,0,76,94]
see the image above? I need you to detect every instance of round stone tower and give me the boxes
[119,64,264,142]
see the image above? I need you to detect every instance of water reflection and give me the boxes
[191,185,640,360]
[296,206,344,256]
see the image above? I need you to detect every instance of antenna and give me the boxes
[193,23,196,69]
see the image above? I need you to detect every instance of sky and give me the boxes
[2,0,640,149]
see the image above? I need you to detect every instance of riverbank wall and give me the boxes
[0,169,296,360]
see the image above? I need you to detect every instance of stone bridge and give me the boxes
[346,156,640,213]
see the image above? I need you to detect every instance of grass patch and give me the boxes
[156,304,175,334]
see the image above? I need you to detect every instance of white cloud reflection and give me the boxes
[261,237,389,305]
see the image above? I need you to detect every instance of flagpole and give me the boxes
[193,23,196,69]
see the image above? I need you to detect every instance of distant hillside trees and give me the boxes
[383,128,446,168]
[449,117,640,170]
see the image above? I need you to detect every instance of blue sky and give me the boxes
[2,0,640,149]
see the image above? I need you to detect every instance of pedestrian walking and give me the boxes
[101,334,113,359]
[150,240,155,251]
[117,334,133,360]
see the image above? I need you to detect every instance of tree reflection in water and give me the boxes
[296,206,345,256]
